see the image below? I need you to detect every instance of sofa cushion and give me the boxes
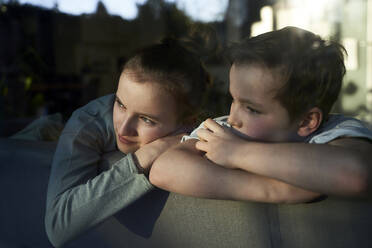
[0,138,56,247]
[1,138,372,248]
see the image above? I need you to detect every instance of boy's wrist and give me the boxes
[229,141,254,170]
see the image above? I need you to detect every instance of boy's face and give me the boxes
[227,63,301,142]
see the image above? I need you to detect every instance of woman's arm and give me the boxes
[45,124,152,247]
[150,140,321,204]
[45,112,181,247]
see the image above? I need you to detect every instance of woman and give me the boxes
[45,37,212,247]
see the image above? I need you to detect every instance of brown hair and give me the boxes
[228,26,346,122]
[122,28,216,126]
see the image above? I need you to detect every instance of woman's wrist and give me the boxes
[132,153,150,177]
[134,141,163,175]
[134,148,156,175]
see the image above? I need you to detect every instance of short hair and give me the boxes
[122,37,212,125]
[228,26,346,122]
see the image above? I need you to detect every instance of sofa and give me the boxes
[1,136,372,248]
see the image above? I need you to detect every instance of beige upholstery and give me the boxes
[1,138,371,248]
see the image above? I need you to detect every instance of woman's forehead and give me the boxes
[116,73,178,120]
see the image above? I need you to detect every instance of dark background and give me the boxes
[0,0,273,134]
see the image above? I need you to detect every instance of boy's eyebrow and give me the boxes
[239,98,264,109]
[229,91,264,109]
[114,94,160,122]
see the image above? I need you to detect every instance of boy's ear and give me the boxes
[297,107,323,137]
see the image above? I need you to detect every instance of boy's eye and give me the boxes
[140,116,156,126]
[246,106,261,114]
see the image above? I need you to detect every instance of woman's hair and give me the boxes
[121,26,217,126]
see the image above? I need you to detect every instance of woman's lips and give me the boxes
[118,135,136,145]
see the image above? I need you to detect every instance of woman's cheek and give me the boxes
[140,127,166,145]
[113,118,120,135]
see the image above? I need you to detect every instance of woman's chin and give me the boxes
[117,142,139,154]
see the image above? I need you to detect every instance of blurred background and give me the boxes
[1,0,371,136]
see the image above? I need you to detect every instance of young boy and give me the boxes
[149,26,372,203]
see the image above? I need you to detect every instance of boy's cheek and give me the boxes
[239,122,272,141]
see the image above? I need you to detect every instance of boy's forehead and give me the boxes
[229,63,284,95]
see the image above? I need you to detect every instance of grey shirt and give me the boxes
[45,94,154,247]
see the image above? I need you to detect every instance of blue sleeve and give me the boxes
[45,109,153,247]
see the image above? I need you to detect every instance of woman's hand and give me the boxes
[134,133,185,174]
[195,118,245,169]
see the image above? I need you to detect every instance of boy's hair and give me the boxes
[228,26,346,122]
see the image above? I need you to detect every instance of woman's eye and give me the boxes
[141,117,156,125]
[116,100,126,110]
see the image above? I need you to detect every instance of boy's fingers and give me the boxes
[195,140,207,152]
[196,128,212,141]
[203,118,224,133]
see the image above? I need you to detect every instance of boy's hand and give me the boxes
[195,118,245,169]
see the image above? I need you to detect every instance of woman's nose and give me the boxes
[118,116,137,136]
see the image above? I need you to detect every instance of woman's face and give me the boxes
[113,71,180,154]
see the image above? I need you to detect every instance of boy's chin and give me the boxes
[231,128,303,143]
[230,128,257,141]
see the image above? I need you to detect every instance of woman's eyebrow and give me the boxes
[137,112,160,122]
[115,94,123,104]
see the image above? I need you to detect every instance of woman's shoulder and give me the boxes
[63,94,115,135]
[79,94,115,116]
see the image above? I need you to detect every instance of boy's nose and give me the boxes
[228,105,243,129]
[119,117,137,136]
[227,115,242,129]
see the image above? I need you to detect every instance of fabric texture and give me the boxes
[45,94,154,247]
[181,115,230,142]
[11,113,65,141]
[305,114,372,143]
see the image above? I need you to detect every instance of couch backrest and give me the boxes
[1,138,372,248]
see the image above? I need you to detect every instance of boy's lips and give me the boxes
[118,135,136,145]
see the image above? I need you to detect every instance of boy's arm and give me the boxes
[149,139,321,204]
[196,120,372,198]
[229,137,371,197]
